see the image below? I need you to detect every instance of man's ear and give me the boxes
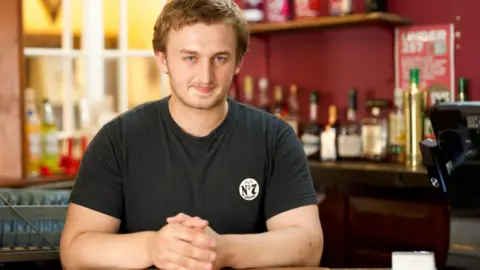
[234,58,244,75]
[155,51,169,74]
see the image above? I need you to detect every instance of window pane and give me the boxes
[126,57,167,109]
[24,55,80,177]
[104,0,119,49]
[22,0,84,50]
[128,0,167,50]
[25,55,85,132]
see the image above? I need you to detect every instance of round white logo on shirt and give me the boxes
[239,178,259,201]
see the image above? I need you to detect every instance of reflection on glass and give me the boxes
[22,0,85,49]
[104,0,119,49]
[127,57,164,108]
[25,56,85,132]
[104,57,169,110]
[127,0,167,50]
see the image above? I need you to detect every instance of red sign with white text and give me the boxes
[395,24,455,104]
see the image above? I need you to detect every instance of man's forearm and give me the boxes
[220,226,323,269]
[61,231,155,270]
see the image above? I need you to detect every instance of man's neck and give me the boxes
[168,96,229,137]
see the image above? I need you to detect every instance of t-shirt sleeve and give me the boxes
[69,122,124,220]
[264,123,318,220]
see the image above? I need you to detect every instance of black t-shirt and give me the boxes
[69,97,317,234]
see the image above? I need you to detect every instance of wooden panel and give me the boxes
[309,161,429,188]
[318,188,347,268]
[0,0,24,179]
[347,197,450,268]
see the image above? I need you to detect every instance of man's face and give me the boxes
[156,22,242,110]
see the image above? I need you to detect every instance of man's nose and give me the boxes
[198,60,214,84]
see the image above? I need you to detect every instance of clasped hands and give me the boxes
[147,213,225,270]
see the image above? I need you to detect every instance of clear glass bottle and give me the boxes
[273,85,288,119]
[257,77,270,112]
[301,91,321,160]
[243,76,254,106]
[285,84,300,135]
[41,99,60,174]
[338,88,362,160]
[361,99,388,161]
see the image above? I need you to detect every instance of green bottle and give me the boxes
[458,78,468,101]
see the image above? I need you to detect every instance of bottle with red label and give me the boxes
[329,0,352,16]
[266,0,293,22]
[294,0,321,19]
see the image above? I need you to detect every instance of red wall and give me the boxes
[236,0,480,124]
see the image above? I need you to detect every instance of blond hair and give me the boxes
[152,0,250,61]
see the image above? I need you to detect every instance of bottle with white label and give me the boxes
[301,91,321,160]
[243,0,264,23]
[320,105,339,161]
[329,0,353,16]
[361,99,388,161]
[25,88,42,177]
[41,99,60,175]
[338,88,362,160]
[388,88,405,163]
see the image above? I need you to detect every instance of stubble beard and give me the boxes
[169,82,228,111]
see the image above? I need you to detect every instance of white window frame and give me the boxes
[24,0,168,139]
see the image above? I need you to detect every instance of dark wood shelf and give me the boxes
[309,161,431,188]
[310,160,427,174]
[0,174,75,188]
[0,249,58,262]
[249,12,411,34]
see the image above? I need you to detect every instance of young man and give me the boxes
[60,0,323,269]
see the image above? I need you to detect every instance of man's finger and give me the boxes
[167,213,192,223]
[167,214,208,229]
[171,224,216,248]
[168,237,216,263]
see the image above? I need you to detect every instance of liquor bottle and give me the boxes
[361,99,388,161]
[229,79,238,100]
[41,99,60,175]
[458,77,468,101]
[273,85,288,119]
[25,88,41,177]
[404,68,424,168]
[266,0,293,22]
[243,0,264,22]
[338,88,362,160]
[365,0,387,12]
[243,76,254,106]
[285,84,300,135]
[388,88,405,163]
[301,91,321,160]
[329,0,353,16]
[320,105,339,161]
[258,77,270,112]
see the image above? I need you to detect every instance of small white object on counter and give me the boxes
[392,251,436,270]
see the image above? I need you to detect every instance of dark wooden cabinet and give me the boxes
[346,196,449,268]
[312,162,450,269]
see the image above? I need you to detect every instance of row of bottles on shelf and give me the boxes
[231,75,301,134]
[233,71,469,166]
[243,0,387,23]
[0,188,70,249]
[25,88,89,178]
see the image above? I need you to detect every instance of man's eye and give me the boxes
[215,57,226,62]
[185,56,195,61]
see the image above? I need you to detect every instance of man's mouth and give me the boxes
[194,86,215,94]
